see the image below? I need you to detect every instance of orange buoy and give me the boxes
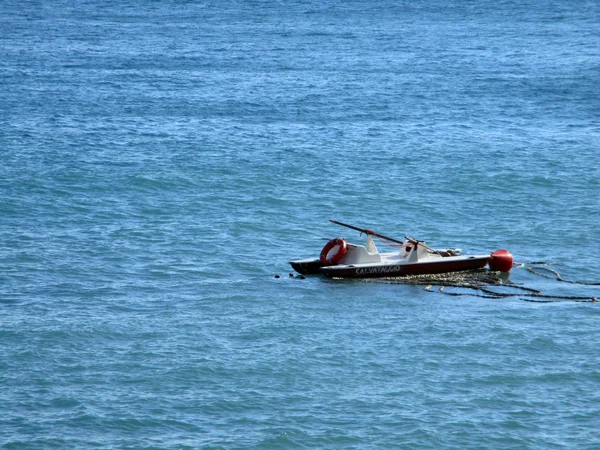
[489,249,514,272]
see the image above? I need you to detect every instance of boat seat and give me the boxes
[342,243,382,265]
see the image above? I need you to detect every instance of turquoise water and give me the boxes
[2,0,600,448]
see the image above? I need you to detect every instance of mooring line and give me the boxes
[424,285,597,302]
[422,276,597,303]
[361,268,598,303]
[526,266,600,286]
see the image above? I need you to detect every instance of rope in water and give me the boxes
[525,265,600,286]
[365,265,598,303]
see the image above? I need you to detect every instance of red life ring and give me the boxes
[320,238,347,265]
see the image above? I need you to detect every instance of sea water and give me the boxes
[1,0,599,448]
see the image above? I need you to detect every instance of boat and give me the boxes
[290,220,514,279]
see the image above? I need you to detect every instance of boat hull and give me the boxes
[289,258,323,275]
[319,256,490,279]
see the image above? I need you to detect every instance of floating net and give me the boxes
[363,263,598,303]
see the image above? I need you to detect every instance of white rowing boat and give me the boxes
[290,220,513,279]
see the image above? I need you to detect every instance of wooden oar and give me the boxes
[329,220,405,246]
[330,219,439,253]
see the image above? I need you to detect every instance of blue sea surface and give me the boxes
[2,0,600,448]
